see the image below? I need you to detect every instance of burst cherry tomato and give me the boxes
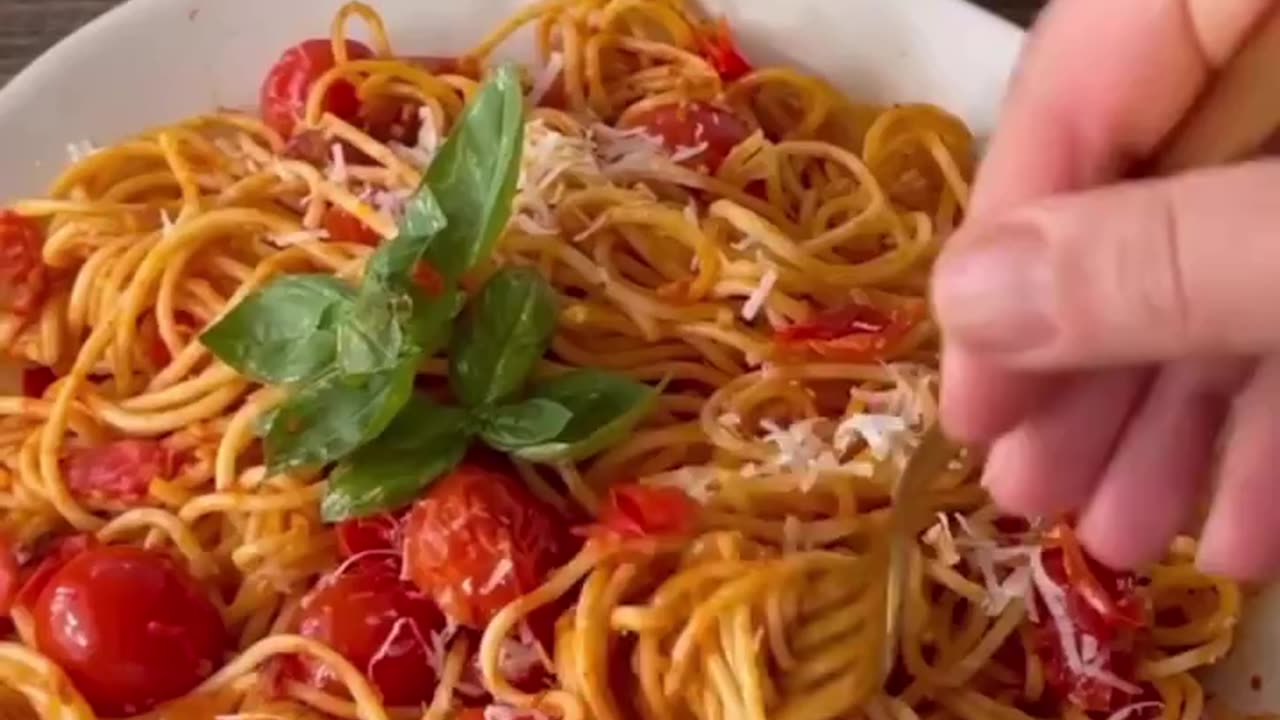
[323,206,382,246]
[261,39,375,137]
[697,18,753,82]
[773,300,924,361]
[28,545,226,717]
[404,465,574,629]
[0,535,17,615]
[1031,526,1149,713]
[581,484,698,543]
[21,366,56,398]
[293,561,444,706]
[628,101,750,173]
[335,512,402,558]
[0,210,47,317]
[63,439,171,503]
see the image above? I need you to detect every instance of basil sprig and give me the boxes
[200,63,659,522]
[322,267,659,521]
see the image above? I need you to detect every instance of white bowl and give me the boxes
[0,0,1274,713]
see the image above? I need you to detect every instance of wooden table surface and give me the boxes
[0,0,1044,84]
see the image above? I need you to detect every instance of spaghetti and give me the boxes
[0,2,1240,720]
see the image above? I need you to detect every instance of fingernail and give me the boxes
[933,224,1056,354]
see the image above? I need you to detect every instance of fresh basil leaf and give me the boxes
[477,398,572,451]
[513,370,661,463]
[200,275,353,383]
[450,266,558,407]
[365,188,447,288]
[338,282,463,376]
[335,189,450,375]
[264,360,417,473]
[422,64,525,279]
[321,396,473,521]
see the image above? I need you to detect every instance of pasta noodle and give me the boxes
[0,2,1242,720]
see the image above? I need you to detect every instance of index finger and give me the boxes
[939,0,1274,442]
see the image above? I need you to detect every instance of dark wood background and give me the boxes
[0,0,1045,84]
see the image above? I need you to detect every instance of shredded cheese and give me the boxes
[644,467,717,503]
[66,139,97,163]
[528,52,565,106]
[366,616,431,680]
[328,142,349,184]
[741,266,778,321]
[834,413,908,459]
[480,557,515,595]
[670,141,709,163]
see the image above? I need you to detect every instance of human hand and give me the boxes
[931,0,1280,578]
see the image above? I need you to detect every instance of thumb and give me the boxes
[932,160,1280,368]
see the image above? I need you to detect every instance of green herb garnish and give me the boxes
[201,64,658,521]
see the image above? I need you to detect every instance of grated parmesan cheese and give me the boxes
[644,467,717,503]
[528,52,564,106]
[670,142,709,163]
[159,209,175,236]
[415,105,442,162]
[328,142,349,184]
[366,616,431,680]
[66,139,97,163]
[480,557,515,595]
[833,413,908,459]
[741,267,778,321]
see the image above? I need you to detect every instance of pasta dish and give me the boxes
[0,1,1241,719]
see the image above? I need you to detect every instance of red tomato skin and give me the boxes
[586,484,698,542]
[629,102,750,173]
[335,512,403,558]
[697,18,753,82]
[63,439,170,503]
[404,466,575,629]
[30,545,226,717]
[0,210,47,317]
[1032,546,1146,712]
[261,39,374,137]
[0,535,18,615]
[13,534,98,614]
[324,207,383,246]
[21,366,57,398]
[293,563,444,706]
[773,301,923,361]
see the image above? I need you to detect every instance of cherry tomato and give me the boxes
[30,545,226,717]
[581,484,698,543]
[292,561,444,706]
[21,366,56,398]
[324,206,382,246]
[360,96,424,146]
[773,300,924,361]
[0,535,18,615]
[0,210,47,317]
[261,39,375,137]
[13,534,98,614]
[335,512,403,558]
[404,465,574,629]
[628,102,750,173]
[1047,523,1148,633]
[1030,527,1149,713]
[696,18,753,83]
[63,439,170,503]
